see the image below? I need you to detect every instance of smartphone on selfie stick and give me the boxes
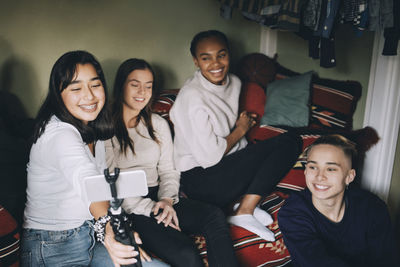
[84,168,148,267]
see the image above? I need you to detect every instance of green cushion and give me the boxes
[260,71,312,127]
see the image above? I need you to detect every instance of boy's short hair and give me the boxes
[306,135,358,167]
[190,30,229,57]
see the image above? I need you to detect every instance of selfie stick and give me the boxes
[104,168,142,267]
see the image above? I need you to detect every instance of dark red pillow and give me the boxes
[237,53,277,89]
[239,82,266,121]
[152,89,179,116]
[152,89,179,131]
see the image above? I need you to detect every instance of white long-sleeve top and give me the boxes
[170,70,247,172]
[105,114,180,217]
[23,116,106,231]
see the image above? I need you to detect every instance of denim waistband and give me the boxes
[23,220,95,241]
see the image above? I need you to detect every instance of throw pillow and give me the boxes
[239,82,266,121]
[151,89,179,117]
[261,72,313,127]
[151,89,179,132]
[237,53,277,88]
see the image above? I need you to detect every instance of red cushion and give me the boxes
[247,124,284,144]
[152,89,179,115]
[239,82,266,121]
[237,53,277,88]
[0,205,20,267]
[152,89,179,131]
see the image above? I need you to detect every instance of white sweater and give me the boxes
[105,114,180,217]
[170,70,247,172]
[24,116,106,231]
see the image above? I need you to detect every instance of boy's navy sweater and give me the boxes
[278,187,398,267]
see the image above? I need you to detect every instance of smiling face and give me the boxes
[122,68,153,117]
[193,36,230,85]
[61,64,105,124]
[305,144,355,205]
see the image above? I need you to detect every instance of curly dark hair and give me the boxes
[190,30,229,57]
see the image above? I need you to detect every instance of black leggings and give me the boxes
[180,132,302,207]
[131,187,238,267]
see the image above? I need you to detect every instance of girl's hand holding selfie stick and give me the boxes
[104,168,143,267]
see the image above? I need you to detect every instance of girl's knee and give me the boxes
[204,205,225,221]
[202,206,230,233]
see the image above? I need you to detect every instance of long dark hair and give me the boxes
[111,58,158,155]
[32,50,113,144]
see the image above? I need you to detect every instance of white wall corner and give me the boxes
[362,31,400,201]
[259,26,277,57]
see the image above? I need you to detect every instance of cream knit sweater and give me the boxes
[170,70,247,172]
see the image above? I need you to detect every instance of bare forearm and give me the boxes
[89,201,109,219]
[224,127,246,155]
[225,111,256,154]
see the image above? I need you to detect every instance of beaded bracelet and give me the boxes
[94,215,111,244]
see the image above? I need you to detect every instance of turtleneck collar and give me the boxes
[195,69,230,94]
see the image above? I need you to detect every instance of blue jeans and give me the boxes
[21,220,169,267]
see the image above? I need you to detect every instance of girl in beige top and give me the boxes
[105,58,239,267]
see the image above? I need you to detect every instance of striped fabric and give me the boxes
[152,89,179,133]
[152,89,178,119]
[0,205,20,267]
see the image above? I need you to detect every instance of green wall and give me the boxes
[276,25,375,129]
[0,0,260,118]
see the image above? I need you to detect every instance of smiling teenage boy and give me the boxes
[278,134,398,267]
